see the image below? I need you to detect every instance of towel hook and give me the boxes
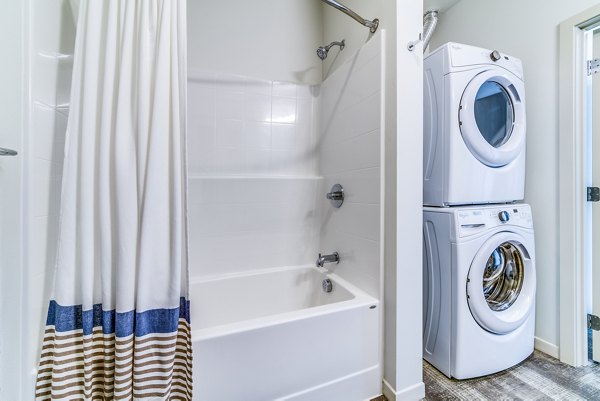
[407,34,423,52]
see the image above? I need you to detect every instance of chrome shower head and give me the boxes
[316,39,345,60]
[316,46,328,60]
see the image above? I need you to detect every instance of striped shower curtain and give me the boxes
[35,0,192,399]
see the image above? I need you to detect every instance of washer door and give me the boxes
[466,232,535,334]
[459,69,526,167]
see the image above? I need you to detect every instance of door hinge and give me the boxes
[587,187,600,202]
[589,314,600,331]
[588,58,600,76]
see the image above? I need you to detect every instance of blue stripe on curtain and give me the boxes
[46,297,191,337]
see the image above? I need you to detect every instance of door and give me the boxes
[459,69,526,167]
[591,27,600,363]
[466,232,535,335]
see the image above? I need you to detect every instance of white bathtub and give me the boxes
[191,266,381,401]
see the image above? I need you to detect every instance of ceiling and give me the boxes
[423,0,461,13]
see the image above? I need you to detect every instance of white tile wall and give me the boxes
[23,1,75,397]
[188,37,382,296]
[0,3,25,398]
[188,177,320,277]
[187,37,383,292]
[317,34,383,298]
[187,71,322,278]
[188,70,319,177]
[33,54,73,107]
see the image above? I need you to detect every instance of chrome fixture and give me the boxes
[322,278,333,293]
[0,147,18,156]
[316,252,340,268]
[321,0,379,33]
[317,40,345,60]
[326,184,344,208]
[422,10,439,53]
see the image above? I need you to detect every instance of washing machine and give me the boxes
[422,204,536,379]
[423,42,526,206]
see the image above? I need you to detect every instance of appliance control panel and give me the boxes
[455,204,533,237]
[447,42,524,80]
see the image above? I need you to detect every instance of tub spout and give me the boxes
[316,252,340,268]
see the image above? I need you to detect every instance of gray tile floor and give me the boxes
[423,350,600,400]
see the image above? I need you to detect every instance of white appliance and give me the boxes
[422,204,536,379]
[423,42,526,206]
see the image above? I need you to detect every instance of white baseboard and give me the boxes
[382,379,425,401]
[382,380,395,400]
[534,336,560,359]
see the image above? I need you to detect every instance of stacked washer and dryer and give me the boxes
[422,43,537,379]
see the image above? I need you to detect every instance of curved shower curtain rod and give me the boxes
[321,0,379,33]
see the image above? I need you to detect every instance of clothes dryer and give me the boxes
[423,204,535,379]
[424,42,526,206]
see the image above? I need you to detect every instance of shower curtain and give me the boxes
[35,1,191,399]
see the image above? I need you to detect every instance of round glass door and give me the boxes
[474,81,514,148]
[482,242,524,311]
[466,232,535,334]
[459,70,526,167]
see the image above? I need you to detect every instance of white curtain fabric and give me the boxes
[36,1,191,399]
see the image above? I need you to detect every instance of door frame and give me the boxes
[559,4,600,367]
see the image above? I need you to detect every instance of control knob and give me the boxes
[498,211,510,222]
[490,50,501,62]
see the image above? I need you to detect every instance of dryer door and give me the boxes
[459,69,526,167]
[466,232,535,334]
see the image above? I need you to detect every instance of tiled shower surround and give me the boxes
[16,1,76,398]
[318,34,383,298]
[187,71,322,278]
[188,33,383,298]
[188,70,319,176]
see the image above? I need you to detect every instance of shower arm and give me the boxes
[321,0,379,33]
[324,40,345,52]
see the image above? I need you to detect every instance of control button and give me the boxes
[498,211,510,222]
[490,50,501,62]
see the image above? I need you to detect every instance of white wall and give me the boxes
[390,2,425,400]
[188,0,323,85]
[322,0,395,80]
[0,1,75,398]
[187,2,325,277]
[430,0,600,356]
[187,71,321,278]
[0,1,24,398]
[318,32,383,299]
[22,0,75,398]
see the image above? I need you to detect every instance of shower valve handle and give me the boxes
[326,191,343,201]
[326,184,344,208]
